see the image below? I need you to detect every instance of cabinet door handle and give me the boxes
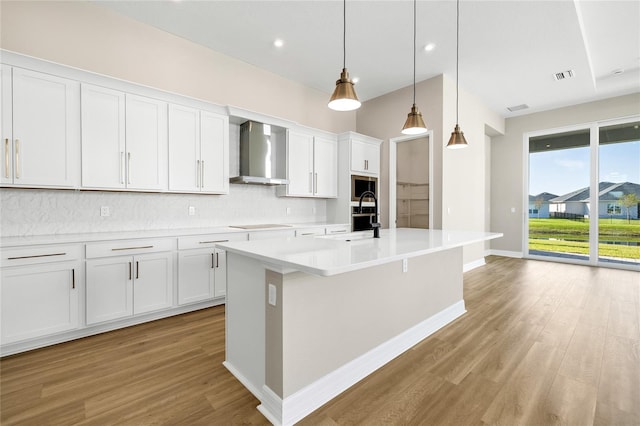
[128,152,132,184]
[136,261,139,279]
[199,239,228,244]
[215,252,219,268]
[196,159,200,188]
[72,268,75,289]
[4,138,9,178]
[7,252,67,260]
[314,173,318,193]
[309,172,313,192]
[211,253,215,269]
[201,160,205,188]
[111,245,154,251]
[15,139,20,179]
[120,152,125,184]
[129,261,132,280]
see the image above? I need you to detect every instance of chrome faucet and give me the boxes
[358,190,380,238]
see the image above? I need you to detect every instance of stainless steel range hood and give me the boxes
[230,121,289,185]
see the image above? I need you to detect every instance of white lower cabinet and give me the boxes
[177,232,247,305]
[0,245,81,345]
[85,240,174,325]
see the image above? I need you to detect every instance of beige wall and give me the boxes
[490,93,640,253]
[356,76,445,229]
[0,1,355,134]
[357,74,504,264]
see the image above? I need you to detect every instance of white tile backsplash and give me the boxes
[0,186,326,237]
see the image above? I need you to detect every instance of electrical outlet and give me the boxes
[268,284,277,306]
[100,206,110,217]
[511,207,516,213]
[188,206,196,216]
[286,207,291,215]
[402,258,408,273]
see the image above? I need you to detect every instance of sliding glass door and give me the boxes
[598,121,640,265]
[528,128,591,261]
[526,117,640,267]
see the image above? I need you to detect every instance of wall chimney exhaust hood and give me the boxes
[230,121,289,186]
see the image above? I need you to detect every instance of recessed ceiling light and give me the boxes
[273,39,284,48]
[424,43,435,52]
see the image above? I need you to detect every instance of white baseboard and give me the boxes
[223,361,264,403]
[258,300,467,426]
[485,249,523,258]
[463,258,486,272]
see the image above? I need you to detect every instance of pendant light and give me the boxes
[447,0,468,149]
[401,0,427,135]
[328,0,361,111]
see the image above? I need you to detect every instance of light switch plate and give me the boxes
[188,206,196,216]
[100,206,110,217]
[402,258,408,273]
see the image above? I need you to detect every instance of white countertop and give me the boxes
[219,228,503,276]
[0,222,349,247]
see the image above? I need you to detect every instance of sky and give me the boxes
[529,141,640,196]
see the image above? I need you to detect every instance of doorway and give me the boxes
[389,133,433,229]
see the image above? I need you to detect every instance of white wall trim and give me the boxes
[485,249,523,258]
[463,258,486,272]
[257,300,466,426]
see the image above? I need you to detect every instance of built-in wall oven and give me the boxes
[351,175,377,202]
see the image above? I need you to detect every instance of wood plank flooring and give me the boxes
[1,256,639,425]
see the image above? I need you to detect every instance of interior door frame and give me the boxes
[389,131,434,229]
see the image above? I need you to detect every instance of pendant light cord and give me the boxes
[412,0,417,105]
[343,0,346,69]
[456,0,460,124]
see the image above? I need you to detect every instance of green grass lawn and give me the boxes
[528,218,640,260]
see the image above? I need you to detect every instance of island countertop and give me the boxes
[218,228,503,276]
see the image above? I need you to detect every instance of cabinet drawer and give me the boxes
[178,232,248,250]
[1,244,83,267]
[248,229,296,240]
[325,225,351,235]
[86,238,175,259]
[296,227,325,237]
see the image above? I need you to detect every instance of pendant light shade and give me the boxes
[328,68,361,111]
[402,104,427,135]
[447,0,468,149]
[328,0,361,111]
[401,0,427,135]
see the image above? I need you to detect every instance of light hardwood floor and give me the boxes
[1,256,639,425]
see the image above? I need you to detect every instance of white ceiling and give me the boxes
[95,0,640,117]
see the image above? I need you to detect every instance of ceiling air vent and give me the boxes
[553,70,574,81]
[507,104,529,112]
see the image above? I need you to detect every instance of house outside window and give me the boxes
[607,203,621,214]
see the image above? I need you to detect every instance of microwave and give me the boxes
[351,175,377,202]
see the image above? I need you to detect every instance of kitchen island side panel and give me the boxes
[275,246,463,398]
[224,252,266,399]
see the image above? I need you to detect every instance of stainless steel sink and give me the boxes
[318,231,373,241]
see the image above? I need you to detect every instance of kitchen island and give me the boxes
[218,228,502,425]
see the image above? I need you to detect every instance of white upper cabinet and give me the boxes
[284,129,337,198]
[168,105,228,194]
[81,85,167,191]
[1,66,80,187]
[81,84,126,188]
[125,94,168,191]
[286,129,315,197]
[313,136,338,198]
[351,137,380,176]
